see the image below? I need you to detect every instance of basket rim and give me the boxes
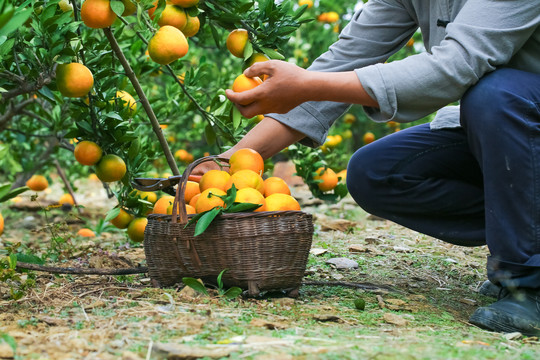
[148,209,312,221]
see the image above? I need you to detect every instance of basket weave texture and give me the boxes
[143,156,314,296]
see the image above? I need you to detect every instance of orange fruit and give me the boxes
[58,0,73,12]
[26,175,48,191]
[170,0,199,7]
[317,12,328,22]
[235,187,266,212]
[157,5,187,30]
[59,193,75,205]
[263,177,291,197]
[406,38,415,47]
[184,181,200,203]
[74,140,103,166]
[181,15,200,37]
[77,228,95,237]
[363,132,376,145]
[56,63,94,98]
[298,0,313,8]
[228,148,264,175]
[337,169,347,183]
[185,204,196,215]
[88,173,100,181]
[111,208,133,229]
[95,154,127,182]
[326,11,339,23]
[80,0,117,29]
[135,190,158,204]
[265,193,301,211]
[127,217,148,242]
[153,195,175,214]
[147,25,189,65]
[343,113,356,124]
[244,53,270,80]
[226,29,249,58]
[199,170,231,192]
[314,167,338,192]
[0,213,3,236]
[196,188,226,213]
[189,193,200,208]
[225,169,264,194]
[232,74,262,93]
[113,90,137,116]
[175,149,194,163]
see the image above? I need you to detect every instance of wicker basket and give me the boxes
[143,156,314,296]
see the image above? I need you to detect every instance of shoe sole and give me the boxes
[470,308,540,336]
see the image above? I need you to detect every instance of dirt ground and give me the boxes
[1,170,540,359]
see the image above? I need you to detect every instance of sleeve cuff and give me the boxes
[355,64,399,122]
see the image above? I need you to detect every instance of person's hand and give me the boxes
[225,60,312,118]
[188,158,229,183]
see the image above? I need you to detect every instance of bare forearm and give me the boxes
[307,71,379,108]
[220,117,304,159]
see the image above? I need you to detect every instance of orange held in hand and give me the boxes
[74,140,103,166]
[228,148,264,175]
[314,167,338,192]
[56,63,94,98]
[147,25,189,65]
[81,0,117,29]
[232,74,263,93]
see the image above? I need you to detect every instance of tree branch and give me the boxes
[16,262,148,275]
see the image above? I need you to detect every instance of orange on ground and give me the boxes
[232,74,262,93]
[74,140,102,166]
[111,208,133,229]
[199,170,231,192]
[127,217,148,242]
[170,0,199,7]
[0,213,4,236]
[195,188,226,213]
[153,195,175,214]
[228,148,264,175]
[263,177,291,197]
[184,181,200,203]
[26,175,48,191]
[113,90,137,115]
[95,154,127,182]
[226,29,249,58]
[56,63,94,98]
[265,193,301,211]
[235,187,266,212]
[337,169,347,183]
[147,25,189,65]
[59,193,75,206]
[189,193,200,208]
[185,204,196,215]
[175,149,194,163]
[181,15,200,37]
[363,131,376,145]
[80,0,117,28]
[157,5,187,30]
[226,169,264,194]
[314,167,338,192]
[77,228,95,237]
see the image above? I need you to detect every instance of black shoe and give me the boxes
[469,287,540,336]
[478,280,501,298]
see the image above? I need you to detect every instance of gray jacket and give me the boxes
[267,0,540,147]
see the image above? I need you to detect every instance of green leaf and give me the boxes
[204,124,216,145]
[0,333,17,353]
[0,8,14,30]
[232,106,242,130]
[243,41,253,60]
[105,207,121,222]
[217,269,227,289]
[0,7,31,37]
[110,0,125,17]
[0,185,28,203]
[16,253,44,265]
[261,47,285,60]
[226,202,261,213]
[194,207,222,236]
[221,184,237,208]
[8,254,17,269]
[182,277,209,295]
[223,287,243,299]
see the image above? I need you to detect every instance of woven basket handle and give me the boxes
[171,155,230,225]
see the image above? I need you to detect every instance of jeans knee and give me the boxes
[346,147,385,215]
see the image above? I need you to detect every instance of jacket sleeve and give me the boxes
[357,0,540,123]
[266,0,417,147]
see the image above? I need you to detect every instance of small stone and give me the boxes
[0,343,14,359]
[383,313,409,327]
[354,298,366,310]
[503,332,523,341]
[326,257,359,269]
[310,248,328,256]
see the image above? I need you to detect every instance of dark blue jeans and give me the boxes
[347,68,540,289]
